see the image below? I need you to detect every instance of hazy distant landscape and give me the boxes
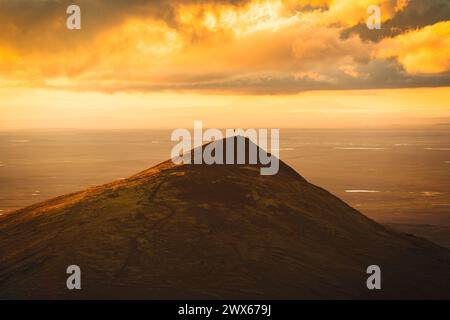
[1,127,449,226]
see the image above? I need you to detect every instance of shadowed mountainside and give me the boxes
[386,223,450,249]
[1,136,450,299]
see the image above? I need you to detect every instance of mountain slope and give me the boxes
[1,137,450,299]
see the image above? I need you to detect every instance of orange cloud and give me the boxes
[0,0,448,93]
[376,21,450,74]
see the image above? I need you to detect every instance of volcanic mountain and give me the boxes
[1,137,450,299]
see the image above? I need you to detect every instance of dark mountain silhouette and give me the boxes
[1,136,450,299]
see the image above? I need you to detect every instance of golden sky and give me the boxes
[0,0,449,129]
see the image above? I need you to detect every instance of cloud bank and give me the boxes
[0,0,448,94]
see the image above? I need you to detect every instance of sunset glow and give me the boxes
[0,0,449,128]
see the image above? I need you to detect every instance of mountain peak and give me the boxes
[1,142,450,299]
[173,134,282,176]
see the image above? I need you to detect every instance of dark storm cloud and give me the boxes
[341,0,450,42]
